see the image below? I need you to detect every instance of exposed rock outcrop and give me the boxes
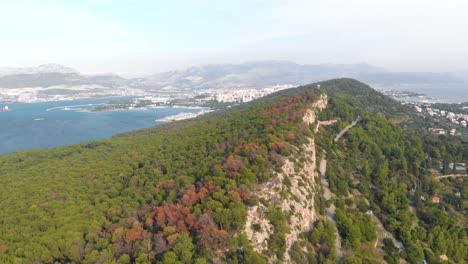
[245,94,329,263]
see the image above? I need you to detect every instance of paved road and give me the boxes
[334,116,361,142]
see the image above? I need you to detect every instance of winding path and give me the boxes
[317,117,361,260]
[315,120,337,133]
[434,174,468,179]
[334,116,361,142]
[369,212,405,252]
[319,152,343,259]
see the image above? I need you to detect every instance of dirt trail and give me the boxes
[319,151,343,259]
[319,157,331,200]
[315,120,337,133]
[334,116,360,142]
[322,116,408,261]
[369,213,405,252]
[318,117,362,259]
[434,174,468,179]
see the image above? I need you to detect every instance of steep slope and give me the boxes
[0,79,326,263]
[0,78,465,264]
[244,95,328,262]
[312,81,467,263]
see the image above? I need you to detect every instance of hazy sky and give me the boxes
[1,0,467,76]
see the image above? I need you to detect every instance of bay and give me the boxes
[0,97,201,155]
[373,83,468,103]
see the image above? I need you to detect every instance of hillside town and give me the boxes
[382,90,468,136]
[86,84,294,112]
[414,105,468,134]
[411,103,468,138]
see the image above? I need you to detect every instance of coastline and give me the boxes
[0,98,209,155]
[155,109,213,122]
[80,105,211,113]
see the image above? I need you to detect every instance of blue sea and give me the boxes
[373,83,468,103]
[0,97,201,155]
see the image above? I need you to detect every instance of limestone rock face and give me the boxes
[245,95,329,263]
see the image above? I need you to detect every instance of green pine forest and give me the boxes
[0,79,466,263]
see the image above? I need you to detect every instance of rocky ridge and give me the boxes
[244,95,328,263]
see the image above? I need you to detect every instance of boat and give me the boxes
[0,106,9,112]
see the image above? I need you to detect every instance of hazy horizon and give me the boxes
[1,61,467,80]
[2,0,468,76]
[0,60,386,78]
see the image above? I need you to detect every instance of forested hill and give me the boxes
[0,79,466,263]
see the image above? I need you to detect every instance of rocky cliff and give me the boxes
[245,95,328,263]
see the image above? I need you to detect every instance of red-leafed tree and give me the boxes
[196,212,230,250]
[197,187,209,200]
[236,185,251,201]
[0,245,8,253]
[126,224,147,242]
[223,154,244,177]
[153,207,165,227]
[204,181,219,192]
[176,220,188,233]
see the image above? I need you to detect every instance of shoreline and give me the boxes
[155,109,213,122]
[80,105,211,113]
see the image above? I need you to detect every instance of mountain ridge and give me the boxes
[0,63,78,77]
[0,61,464,90]
[0,79,466,263]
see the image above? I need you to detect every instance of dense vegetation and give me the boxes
[0,78,466,263]
[315,81,467,263]
[0,81,322,263]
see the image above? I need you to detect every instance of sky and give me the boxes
[1,0,467,76]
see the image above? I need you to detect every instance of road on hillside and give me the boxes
[334,116,361,142]
[323,116,407,261]
[434,174,468,179]
[315,119,337,133]
[316,117,362,260]
[319,151,343,259]
[369,213,405,252]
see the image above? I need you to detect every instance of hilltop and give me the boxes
[0,79,466,263]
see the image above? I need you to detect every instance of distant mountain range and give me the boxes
[0,64,127,89]
[0,60,466,93]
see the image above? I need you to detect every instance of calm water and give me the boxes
[0,97,200,155]
[373,83,468,103]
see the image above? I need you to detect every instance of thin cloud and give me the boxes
[1,0,467,74]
